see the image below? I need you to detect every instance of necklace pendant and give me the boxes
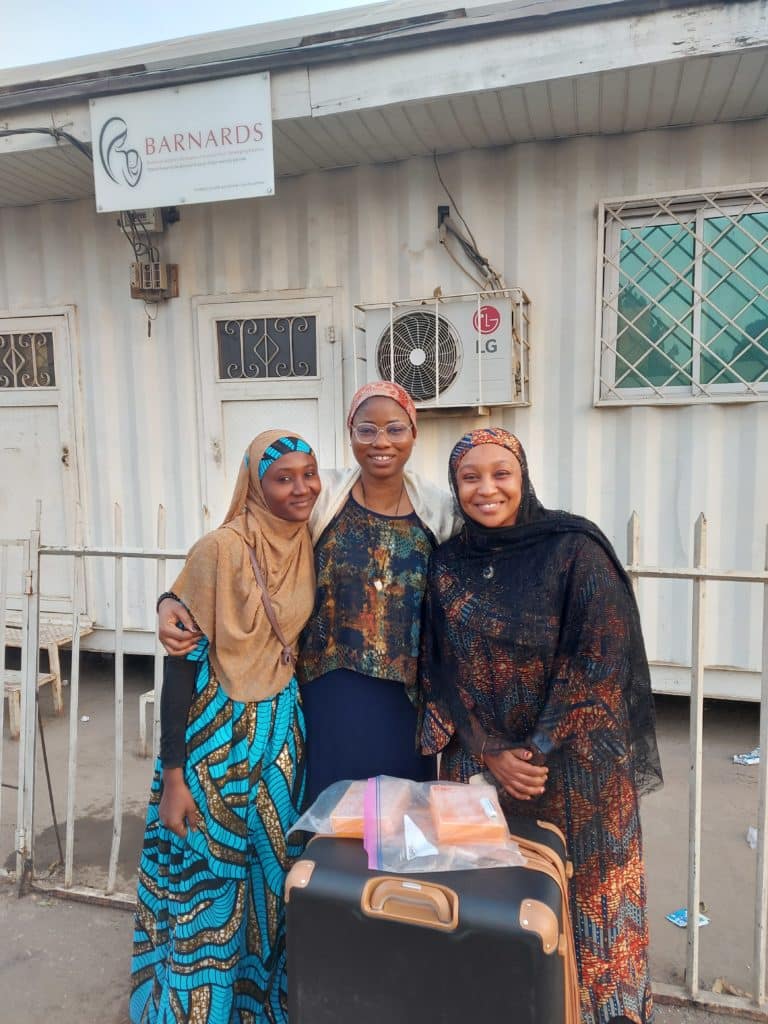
[373,578,384,592]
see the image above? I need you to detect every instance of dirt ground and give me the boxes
[0,652,765,1023]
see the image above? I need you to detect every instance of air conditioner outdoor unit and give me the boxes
[356,290,530,409]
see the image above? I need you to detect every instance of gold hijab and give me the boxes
[171,430,317,702]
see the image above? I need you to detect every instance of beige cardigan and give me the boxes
[310,467,461,546]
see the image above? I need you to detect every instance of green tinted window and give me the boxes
[616,224,694,388]
[700,213,768,385]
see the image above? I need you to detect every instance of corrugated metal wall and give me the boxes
[1,119,766,685]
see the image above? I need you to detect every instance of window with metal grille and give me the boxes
[596,186,768,404]
[0,332,56,388]
[216,317,317,380]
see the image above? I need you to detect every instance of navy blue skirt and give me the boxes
[301,669,436,806]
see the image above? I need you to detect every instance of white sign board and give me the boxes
[90,73,274,212]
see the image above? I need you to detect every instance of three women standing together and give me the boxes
[134,393,661,1024]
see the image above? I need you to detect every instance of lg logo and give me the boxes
[99,117,142,188]
[472,305,501,334]
[473,305,501,354]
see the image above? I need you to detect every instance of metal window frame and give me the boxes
[595,184,768,406]
[214,314,321,382]
[0,330,57,390]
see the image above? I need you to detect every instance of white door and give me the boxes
[0,314,81,610]
[195,293,342,526]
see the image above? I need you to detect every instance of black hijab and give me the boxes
[439,427,663,796]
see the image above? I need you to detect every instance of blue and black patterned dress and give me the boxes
[130,639,305,1024]
[298,495,437,804]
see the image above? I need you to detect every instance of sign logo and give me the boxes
[99,117,142,188]
[90,74,274,212]
[473,305,501,334]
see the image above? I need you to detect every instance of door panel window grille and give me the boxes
[0,332,56,388]
[597,186,768,403]
[216,317,318,380]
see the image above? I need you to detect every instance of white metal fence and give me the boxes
[0,537,26,881]
[627,513,768,1014]
[0,505,185,901]
[1,509,767,1014]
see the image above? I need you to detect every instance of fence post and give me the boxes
[754,523,768,1006]
[153,505,167,760]
[16,515,40,891]
[106,504,124,895]
[686,512,707,997]
[64,516,85,888]
[627,511,640,599]
[0,546,8,836]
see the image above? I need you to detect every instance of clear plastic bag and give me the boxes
[292,777,412,838]
[288,776,526,874]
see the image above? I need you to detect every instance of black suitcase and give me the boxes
[285,817,578,1024]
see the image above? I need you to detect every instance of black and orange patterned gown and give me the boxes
[419,433,663,1024]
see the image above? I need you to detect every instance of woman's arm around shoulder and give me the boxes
[157,531,224,653]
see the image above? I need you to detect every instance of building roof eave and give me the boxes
[0,0,714,112]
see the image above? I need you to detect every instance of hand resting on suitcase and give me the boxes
[483,747,548,800]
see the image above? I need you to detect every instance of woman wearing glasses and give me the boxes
[298,380,457,801]
[159,381,458,805]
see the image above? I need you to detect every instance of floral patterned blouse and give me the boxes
[297,495,435,700]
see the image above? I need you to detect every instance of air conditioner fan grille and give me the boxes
[375,311,461,401]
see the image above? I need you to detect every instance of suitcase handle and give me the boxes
[361,877,459,932]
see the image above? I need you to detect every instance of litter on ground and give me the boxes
[666,908,710,928]
[732,747,760,766]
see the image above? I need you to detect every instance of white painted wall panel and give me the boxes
[0,119,765,690]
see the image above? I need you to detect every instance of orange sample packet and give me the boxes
[429,783,509,844]
[330,778,411,838]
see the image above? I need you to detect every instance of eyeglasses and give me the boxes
[352,422,412,444]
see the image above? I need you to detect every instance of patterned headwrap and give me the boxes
[258,435,313,480]
[448,427,544,527]
[346,380,417,429]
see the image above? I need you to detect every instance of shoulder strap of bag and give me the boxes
[246,545,296,667]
